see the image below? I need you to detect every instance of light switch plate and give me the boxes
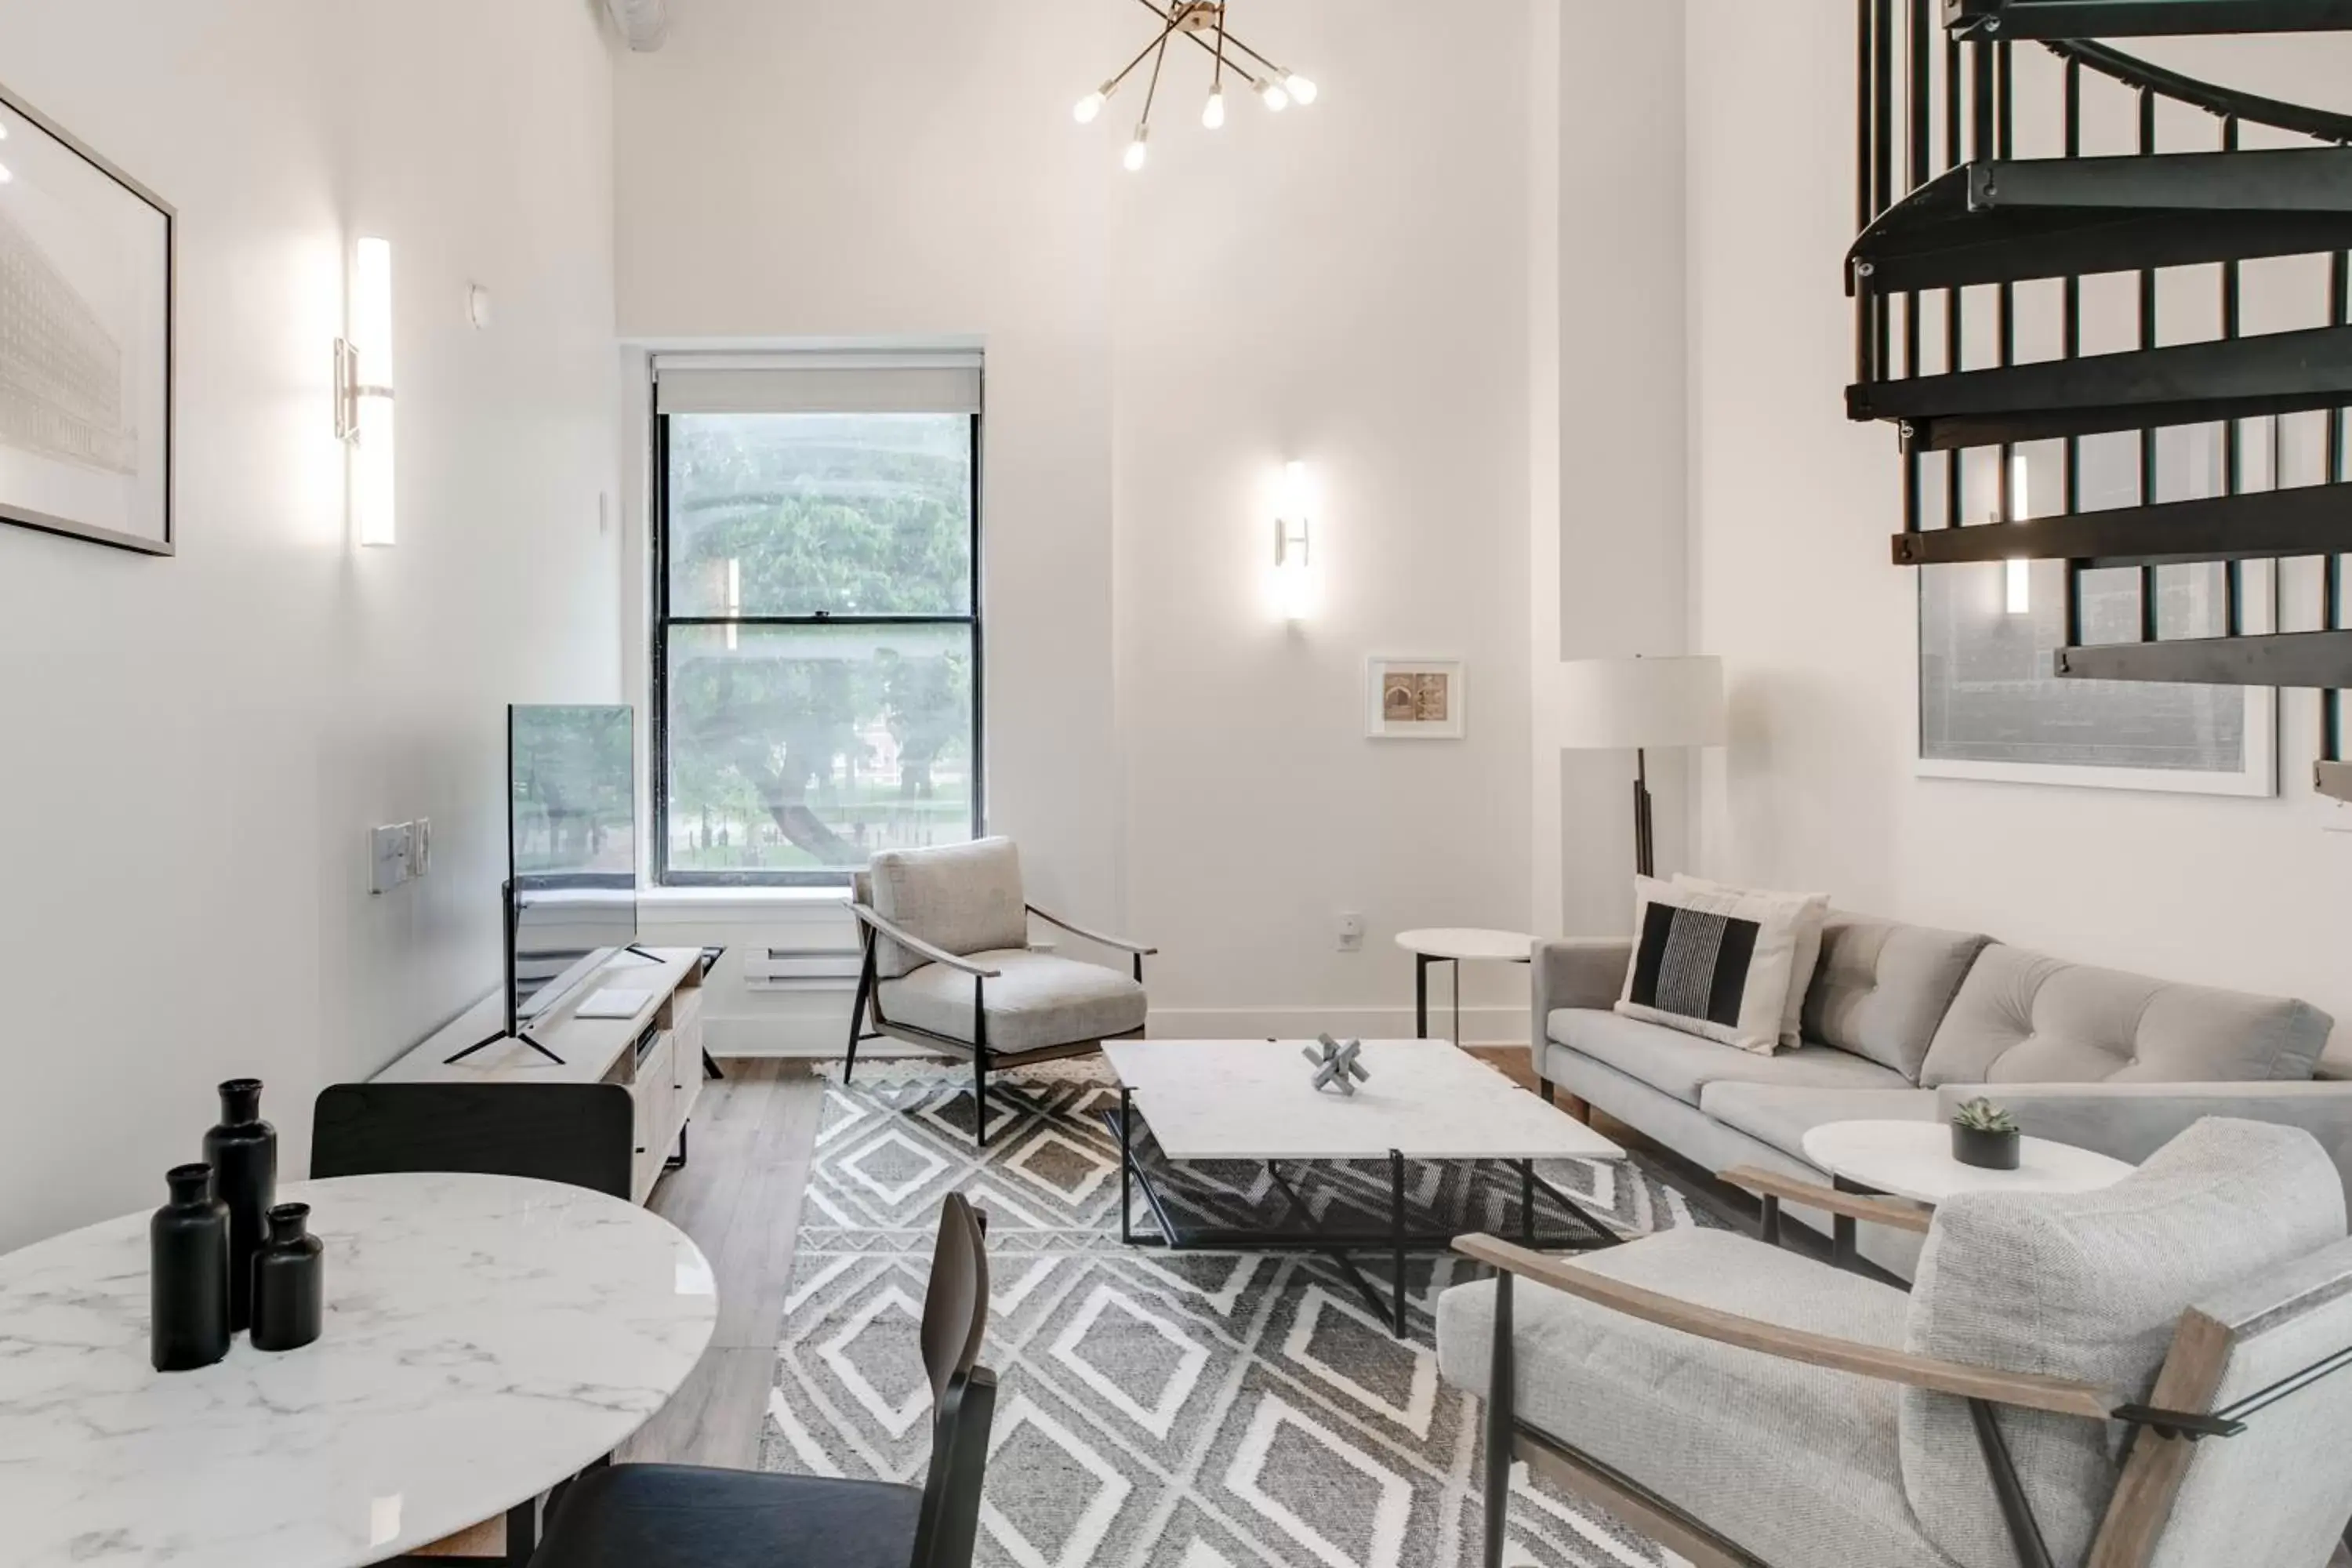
[1337,911,1365,952]
[371,823,413,895]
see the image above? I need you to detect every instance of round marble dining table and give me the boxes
[0,1171,717,1568]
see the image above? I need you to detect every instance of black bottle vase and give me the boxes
[151,1163,230,1372]
[204,1079,276,1334]
[251,1203,324,1352]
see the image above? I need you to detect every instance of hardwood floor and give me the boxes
[619,1058,827,1470]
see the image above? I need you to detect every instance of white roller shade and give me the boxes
[654,352,982,416]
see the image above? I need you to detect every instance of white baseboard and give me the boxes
[706,1004,1534,1058]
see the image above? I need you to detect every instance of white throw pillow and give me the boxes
[1674,874,1831,1048]
[1615,875,1805,1055]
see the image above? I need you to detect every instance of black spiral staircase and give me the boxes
[1846,0,2352,803]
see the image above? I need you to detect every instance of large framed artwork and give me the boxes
[0,80,175,556]
[1916,431,2278,798]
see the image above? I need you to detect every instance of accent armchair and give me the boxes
[1438,1117,2352,1568]
[846,837,1153,1147]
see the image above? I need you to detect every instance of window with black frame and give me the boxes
[652,354,982,885]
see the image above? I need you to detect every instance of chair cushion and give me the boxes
[1900,1117,2349,1568]
[1917,944,2332,1089]
[534,1463,921,1568]
[1802,915,1991,1083]
[1699,1082,1941,1165]
[1549,1007,1915,1107]
[868,837,1028,980]
[880,950,1147,1054]
[1436,1229,1955,1568]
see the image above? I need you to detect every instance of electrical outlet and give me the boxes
[1337,912,1365,953]
[408,817,433,877]
[371,822,414,895]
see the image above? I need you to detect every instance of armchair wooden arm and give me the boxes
[1719,1167,1934,1236]
[1454,1232,2114,1421]
[1025,904,1158,956]
[849,903,1004,979]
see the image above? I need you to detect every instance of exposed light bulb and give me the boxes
[1123,132,1149,172]
[1260,81,1290,112]
[1285,74,1319,106]
[1203,89,1226,130]
[0,163,13,185]
[1074,90,1106,125]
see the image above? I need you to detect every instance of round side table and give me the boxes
[1394,927,1534,1045]
[1800,1118,2135,1269]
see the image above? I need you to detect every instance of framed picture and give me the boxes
[0,79,176,556]
[1367,657,1465,740]
[1916,556,2278,797]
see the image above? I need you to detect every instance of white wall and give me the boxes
[1540,1,1695,941]
[0,0,622,1251]
[1686,13,2352,1059]
[615,0,1542,1045]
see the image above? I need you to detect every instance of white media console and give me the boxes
[373,946,711,1204]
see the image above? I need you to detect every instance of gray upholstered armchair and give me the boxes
[845,837,1152,1147]
[1438,1118,2352,1568]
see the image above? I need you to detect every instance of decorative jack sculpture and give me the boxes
[1303,1034,1370,1097]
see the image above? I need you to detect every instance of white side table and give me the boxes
[1801,1118,2136,1269]
[1394,927,1533,1044]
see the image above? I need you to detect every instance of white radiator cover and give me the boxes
[604,0,670,52]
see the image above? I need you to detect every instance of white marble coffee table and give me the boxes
[1103,1039,1624,1334]
[0,1171,717,1568]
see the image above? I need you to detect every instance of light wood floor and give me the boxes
[619,1058,828,1470]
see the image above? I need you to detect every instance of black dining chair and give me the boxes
[530,1192,997,1568]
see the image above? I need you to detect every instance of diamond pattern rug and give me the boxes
[762,1058,1721,1568]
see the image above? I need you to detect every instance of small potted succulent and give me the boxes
[1951,1098,2021,1171]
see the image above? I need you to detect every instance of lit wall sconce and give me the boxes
[335,237,397,546]
[1272,460,1317,621]
[2004,449,2031,615]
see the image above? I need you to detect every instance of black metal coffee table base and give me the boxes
[1104,1086,1620,1337]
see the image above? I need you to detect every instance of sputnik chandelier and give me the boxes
[1073,1,1319,172]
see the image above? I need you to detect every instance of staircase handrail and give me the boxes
[2049,38,2352,144]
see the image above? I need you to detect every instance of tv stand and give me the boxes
[443,1029,564,1067]
[372,946,712,1205]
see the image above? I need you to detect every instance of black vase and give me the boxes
[1952,1123,2021,1171]
[151,1163,230,1372]
[250,1202,324,1353]
[203,1079,276,1334]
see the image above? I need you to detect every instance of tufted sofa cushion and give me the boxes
[1918,944,2332,1089]
[1800,914,1991,1083]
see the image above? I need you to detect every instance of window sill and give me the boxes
[637,886,851,924]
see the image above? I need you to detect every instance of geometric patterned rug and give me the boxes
[761,1058,1719,1568]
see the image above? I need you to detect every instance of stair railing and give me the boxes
[1853,0,2351,792]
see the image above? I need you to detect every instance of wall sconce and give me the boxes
[2004,449,2031,615]
[335,237,396,546]
[1272,460,1317,621]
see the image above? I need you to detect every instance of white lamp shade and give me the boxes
[1556,655,1726,751]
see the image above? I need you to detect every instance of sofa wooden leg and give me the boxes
[1537,1078,1555,1106]
[1561,1094,1591,1125]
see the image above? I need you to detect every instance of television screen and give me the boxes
[509,704,637,1022]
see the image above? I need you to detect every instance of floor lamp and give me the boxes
[1557,655,1726,879]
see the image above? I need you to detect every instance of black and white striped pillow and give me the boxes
[1615,877,1804,1054]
